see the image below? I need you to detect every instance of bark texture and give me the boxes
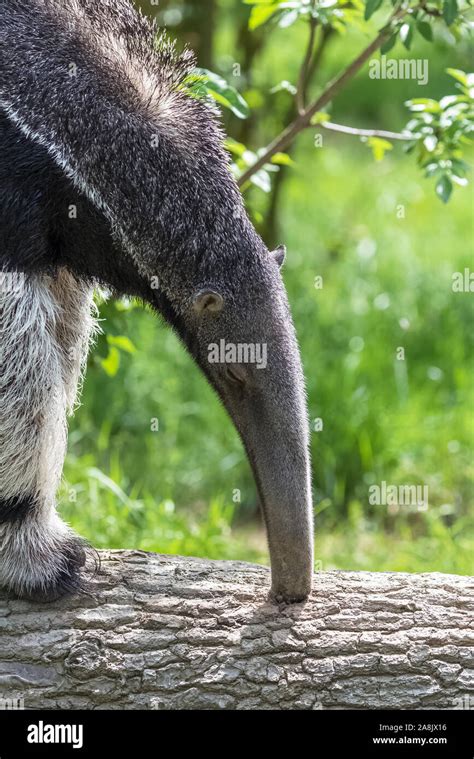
[0,550,472,710]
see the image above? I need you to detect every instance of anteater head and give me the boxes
[146,229,314,604]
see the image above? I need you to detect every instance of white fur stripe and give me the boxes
[0,270,96,592]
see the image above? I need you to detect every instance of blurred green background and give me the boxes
[61,0,473,574]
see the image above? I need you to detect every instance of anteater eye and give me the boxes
[226,365,246,385]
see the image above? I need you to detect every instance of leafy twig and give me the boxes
[237,5,408,188]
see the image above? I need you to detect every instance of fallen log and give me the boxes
[0,550,472,710]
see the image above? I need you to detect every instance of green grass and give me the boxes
[61,138,473,575]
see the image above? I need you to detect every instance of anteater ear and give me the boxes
[271,244,286,268]
[193,289,224,314]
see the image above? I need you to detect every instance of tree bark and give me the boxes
[0,551,472,710]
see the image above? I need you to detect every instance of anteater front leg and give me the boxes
[0,270,95,600]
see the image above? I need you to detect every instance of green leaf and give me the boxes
[446,68,473,87]
[224,137,247,157]
[450,157,470,176]
[196,69,250,119]
[270,80,297,95]
[424,162,442,178]
[423,135,438,152]
[364,0,383,20]
[435,174,453,202]
[399,23,413,50]
[416,20,434,41]
[443,0,459,26]
[366,136,393,162]
[249,3,281,29]
[405,98,441,113]
[279,8,299,27]
[250,169,272,193]
[452,175,468,186]
[440,94,462,109]
[380,33,397,54]
[224,138,248,157]
[310,111,331,125]
[271,152,295,166]
[101,346,121,377]
[108,335,136,354]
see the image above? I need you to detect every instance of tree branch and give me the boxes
[307,24,333,82]
[237,7,407,189]
[1,550,472,709]
[320,121,412,140]
[296,6,318,114]
[262,25,333,245]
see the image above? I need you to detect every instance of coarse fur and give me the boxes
[0,0,314,603]
[0,270,95,599]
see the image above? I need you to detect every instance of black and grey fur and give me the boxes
[0,0,314,603]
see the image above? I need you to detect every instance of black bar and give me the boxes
[0,709,471,757]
